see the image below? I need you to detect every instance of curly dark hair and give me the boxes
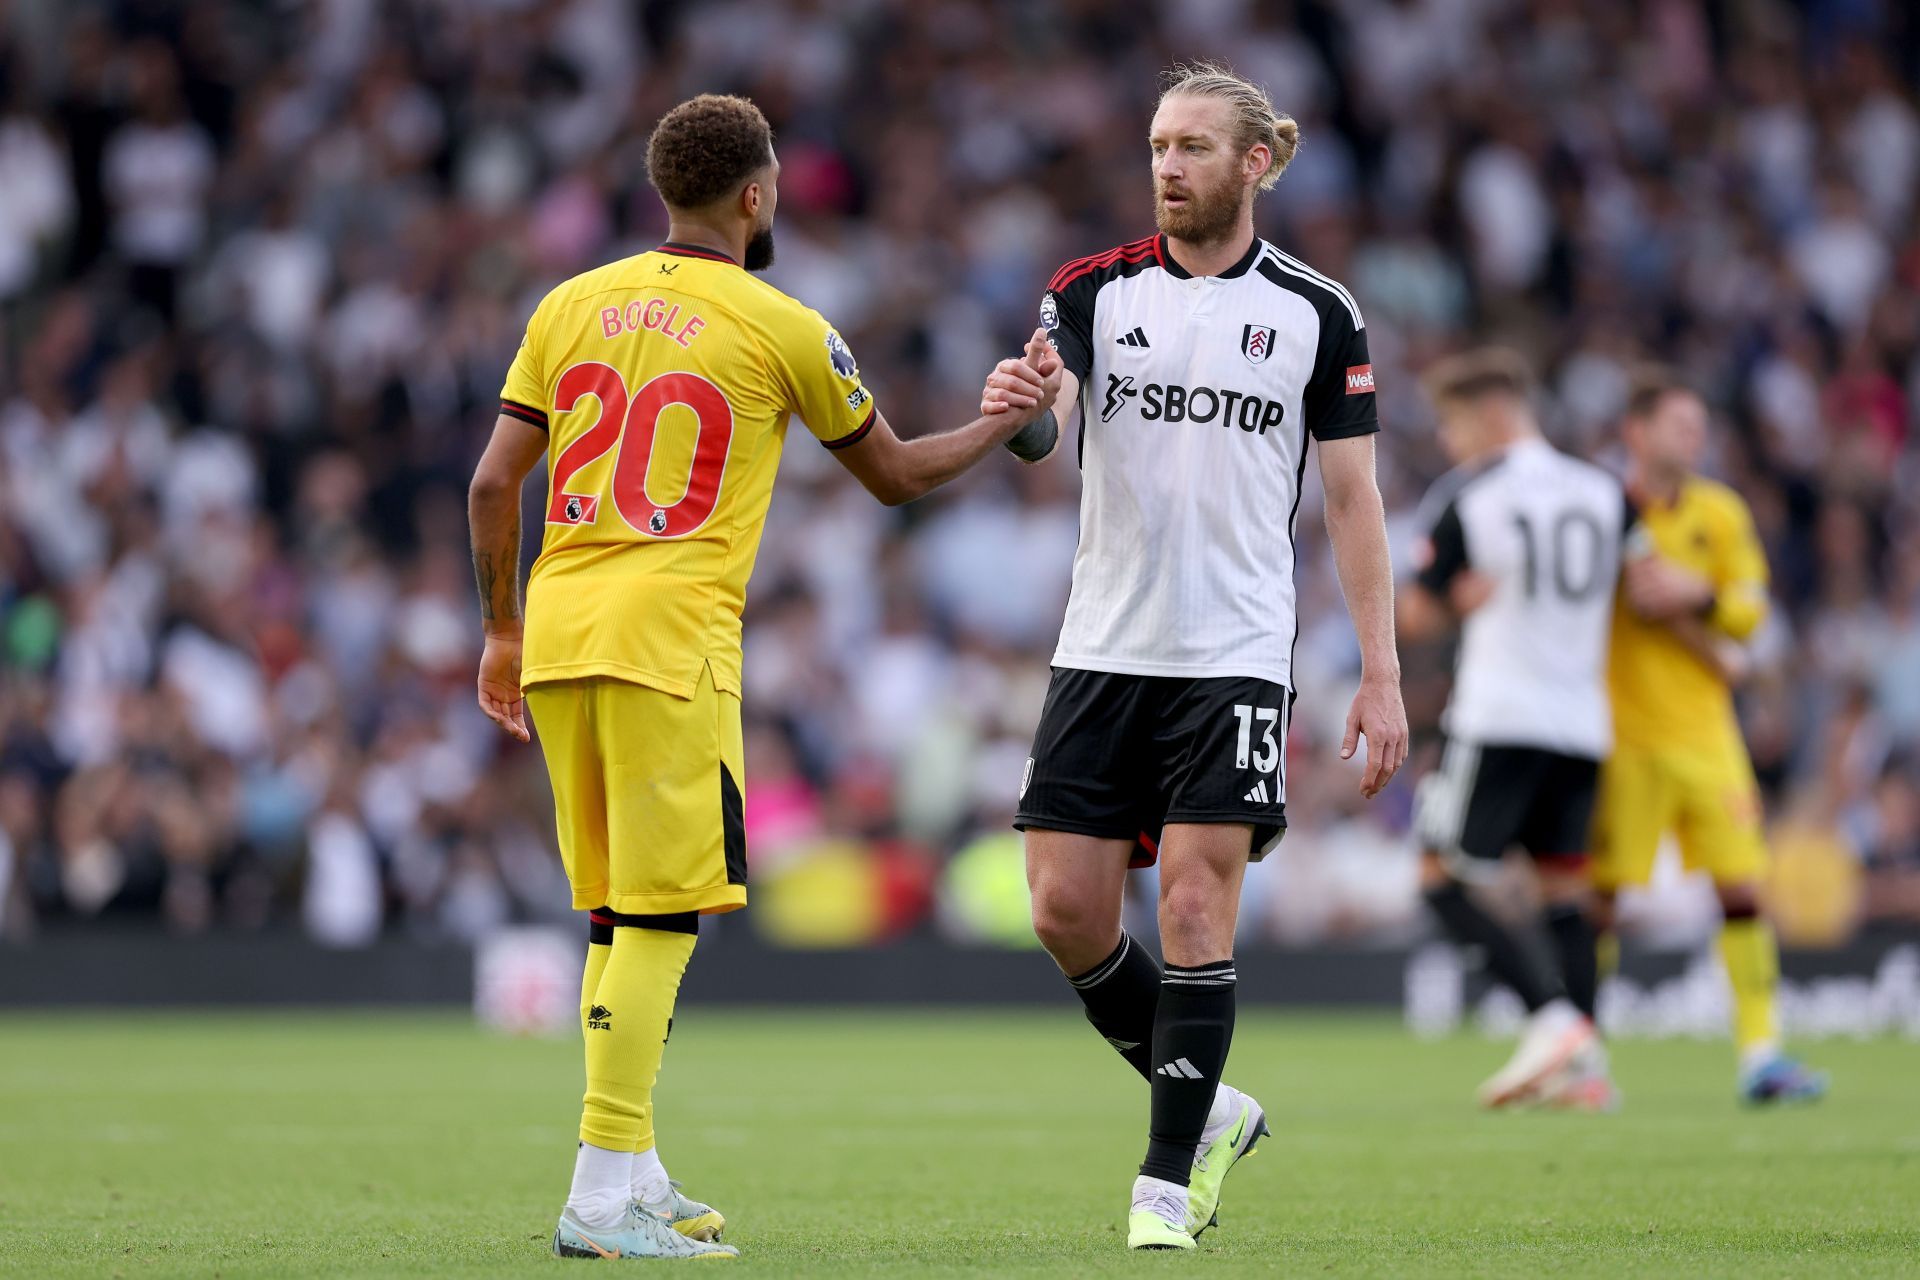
[645,94,774,210]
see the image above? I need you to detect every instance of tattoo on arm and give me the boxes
[474,550,496,621]
[469,421,542,632]
[472,538,521,625]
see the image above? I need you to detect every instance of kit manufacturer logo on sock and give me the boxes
[587,1004,613,1030]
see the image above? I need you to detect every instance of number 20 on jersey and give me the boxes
[544,361,734,539]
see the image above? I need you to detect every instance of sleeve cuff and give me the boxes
[1709,586,1767,638]
[1056,343,1093,386]
[500,399,548,429]
[821,404,877,451]
[1311,416,1380,441]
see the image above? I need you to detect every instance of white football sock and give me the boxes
[566,1141,633,1229]
[1200,1082,1239,1143]
[631,1145,673,1212]
[1739,1040,1781,1077]
[1131,1173,1190,1225]
[1529,998,1583,1037]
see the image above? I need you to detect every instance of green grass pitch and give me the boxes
[0,1009,1914,1276]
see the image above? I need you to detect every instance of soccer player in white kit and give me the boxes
[1400,350,1630,1112]
[982,62,1408,1251]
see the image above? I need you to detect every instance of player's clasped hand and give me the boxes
[1623,555,1713,620]
[1342,673,1408,799]
[477,633,531,743]
[980,328,1063,420]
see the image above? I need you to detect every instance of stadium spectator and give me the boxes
[1,0,1917,948]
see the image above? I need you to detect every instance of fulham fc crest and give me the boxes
[1241,324,1276,365]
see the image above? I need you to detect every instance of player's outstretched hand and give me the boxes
[478,633,530,742]
[1342,673,1408,799]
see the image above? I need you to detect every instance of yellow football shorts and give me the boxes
[525,663,747,916]
[1591,732,1766,893]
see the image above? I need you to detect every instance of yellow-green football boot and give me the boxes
[1127,1176,1198,1251]
[1185,1087,1270,1238]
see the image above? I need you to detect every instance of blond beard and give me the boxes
[1154,179,1245,245]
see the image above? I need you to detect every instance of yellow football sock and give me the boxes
[1595,929,1620,987]
[580,924,695,1154]
[580,938,611,1034]
[1718,915,1780,1056]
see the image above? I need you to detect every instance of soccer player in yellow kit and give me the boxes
[1593,371,1826,1105]
[467,94,1061,1260]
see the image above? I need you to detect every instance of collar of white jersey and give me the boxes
[1157,234,1265,281]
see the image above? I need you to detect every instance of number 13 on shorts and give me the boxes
[1231,703,1283,775]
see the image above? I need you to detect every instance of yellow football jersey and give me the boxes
[499,242,876,697]
[1609,476,1769,750]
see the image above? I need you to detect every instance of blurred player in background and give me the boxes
[984,63,1407,1251]
[1593,372,1827,1105]
[1400,350,1626,1111]
[468,94,1061,1260]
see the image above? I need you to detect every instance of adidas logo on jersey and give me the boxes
[1115,326,1150,348]
[1243,779,1272,804]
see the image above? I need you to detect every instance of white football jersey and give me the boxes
[1412,438,1630,758]
[1040,234,1378,689]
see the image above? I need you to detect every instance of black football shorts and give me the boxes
[1414,735,1599,877]
[1013,667,1292,865]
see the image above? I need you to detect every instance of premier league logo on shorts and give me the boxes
[649,509,668,534]
[1241,324,1276,365]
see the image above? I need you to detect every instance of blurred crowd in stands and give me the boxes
[2,0,1918,949]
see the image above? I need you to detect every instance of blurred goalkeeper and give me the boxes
[1591,370,1827,1105]
[468,94,1059,1261]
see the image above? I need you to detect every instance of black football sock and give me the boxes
[1424,880,1560,1013]
[1065,932,1161,1080]
[1544,903,1599,1021]
[1138,959,1236,1187]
